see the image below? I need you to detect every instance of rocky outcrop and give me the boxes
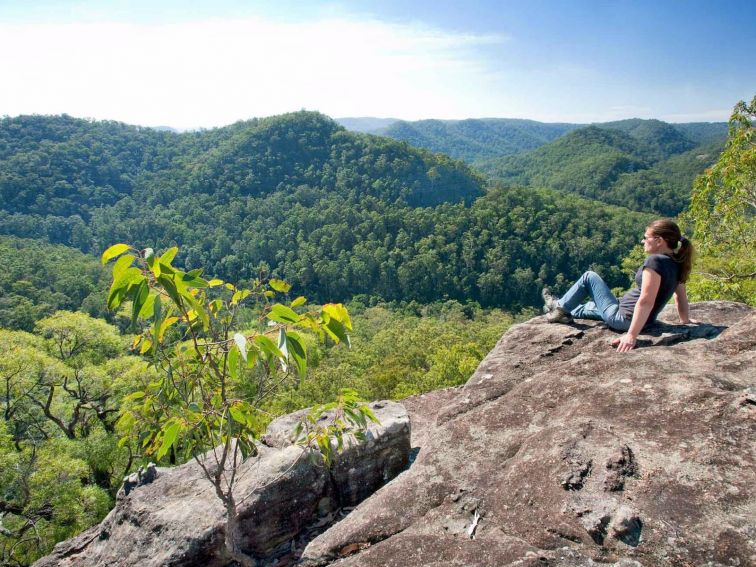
[301,301,756,566]
[33,401,410,567]
[33,301,756,566]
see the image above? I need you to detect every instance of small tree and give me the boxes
[103,244,373,566]
[685,95,756,303]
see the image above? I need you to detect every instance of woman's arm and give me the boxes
[674,284,699,324]
[616,268,661,353]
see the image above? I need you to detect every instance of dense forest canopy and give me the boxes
[0,111,655,328]
[477,123,725,217]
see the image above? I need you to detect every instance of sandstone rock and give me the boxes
[33,401,409,567]
[301,301,756,566]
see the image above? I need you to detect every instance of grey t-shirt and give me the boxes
[619,254,680,324]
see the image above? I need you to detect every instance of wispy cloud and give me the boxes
[0,16,508,128]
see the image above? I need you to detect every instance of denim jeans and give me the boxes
[558,271,631,331]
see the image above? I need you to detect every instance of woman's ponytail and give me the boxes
[675,235,694,283]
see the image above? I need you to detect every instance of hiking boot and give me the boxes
[541,288,560,313]
[545,306,574,324]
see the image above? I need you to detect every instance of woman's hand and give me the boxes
[612,334,637,353]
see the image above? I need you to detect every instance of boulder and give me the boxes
[300,301,756,566]
[32,401,410,567]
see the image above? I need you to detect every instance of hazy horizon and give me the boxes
[2,0,753,130]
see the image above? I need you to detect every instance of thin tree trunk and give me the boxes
[224,495,256,567]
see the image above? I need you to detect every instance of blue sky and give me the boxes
[1,0,754,129]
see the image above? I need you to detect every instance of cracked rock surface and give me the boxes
[32,401,410,567]
[301,301,756,567]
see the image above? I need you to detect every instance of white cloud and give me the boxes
[0,17,508,129]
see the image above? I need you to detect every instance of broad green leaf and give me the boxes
[147,253,161,277]
[111,254,134,280]
[254,335,284,360]
[324,318,350,347]
[269,279,292,293]
[291,296,307,308]
[267,304,300,324]
[156,419,182,460]
[161,247,178,265]
[157,274,183,308]
[323,303,352,331]
[131,279,149,326]
[157,316,179,342]
[101,243,130,265]
[286,331,307,381]
[116,410,136,433]
[228,345,240,380]
[140,294,156,319]
[107,267,144,310]
[208,279,224,287]
[123,391,145,402]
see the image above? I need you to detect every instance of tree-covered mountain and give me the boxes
[0,236,109,331]
[337,116,727,168]
[0,111,653,315]
[356,118,579,163]
[478,123,725,216]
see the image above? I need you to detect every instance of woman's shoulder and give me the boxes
[644,253,676,265]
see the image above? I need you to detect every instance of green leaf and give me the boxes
[146,252,161,277]
[286,331,307,381]
[324,318,350,347]
[111,254,134,280]
[267,304,300,324]
[229,402,252,426]
[291,296,307,308]
[156,419,182,460]
[254,335,284,360]
[116,410,136,433]
[131,279,149,326]
[323,303,352,331]
[161,247,179,266]
[107,267,144,310]
[123,391,145,402]
[101,243,130,265]
[208,279,224,287]
[269,279,292,293]
[228,344,240,380]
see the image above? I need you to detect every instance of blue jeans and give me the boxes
[559,271,630,331]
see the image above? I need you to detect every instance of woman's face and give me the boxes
[642,230,664,254]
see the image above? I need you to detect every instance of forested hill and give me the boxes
[338,117,579,162]
[0,111,651,324]
[477,122,725,216]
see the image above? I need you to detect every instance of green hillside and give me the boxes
[372,118,578,162]
[479,122,724,216]
[0,236,109,331]
[0,112,650,312]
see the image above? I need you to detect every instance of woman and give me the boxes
[543,219,698,353]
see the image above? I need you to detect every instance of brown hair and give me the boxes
[647,219,694,283]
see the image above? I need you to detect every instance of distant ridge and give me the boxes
[335,117,399,133]
[338,116,727,167]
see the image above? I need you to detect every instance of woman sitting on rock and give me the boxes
[543,219,698,353]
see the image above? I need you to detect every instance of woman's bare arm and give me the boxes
[616,268,660,353]
[674,284,699,324]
